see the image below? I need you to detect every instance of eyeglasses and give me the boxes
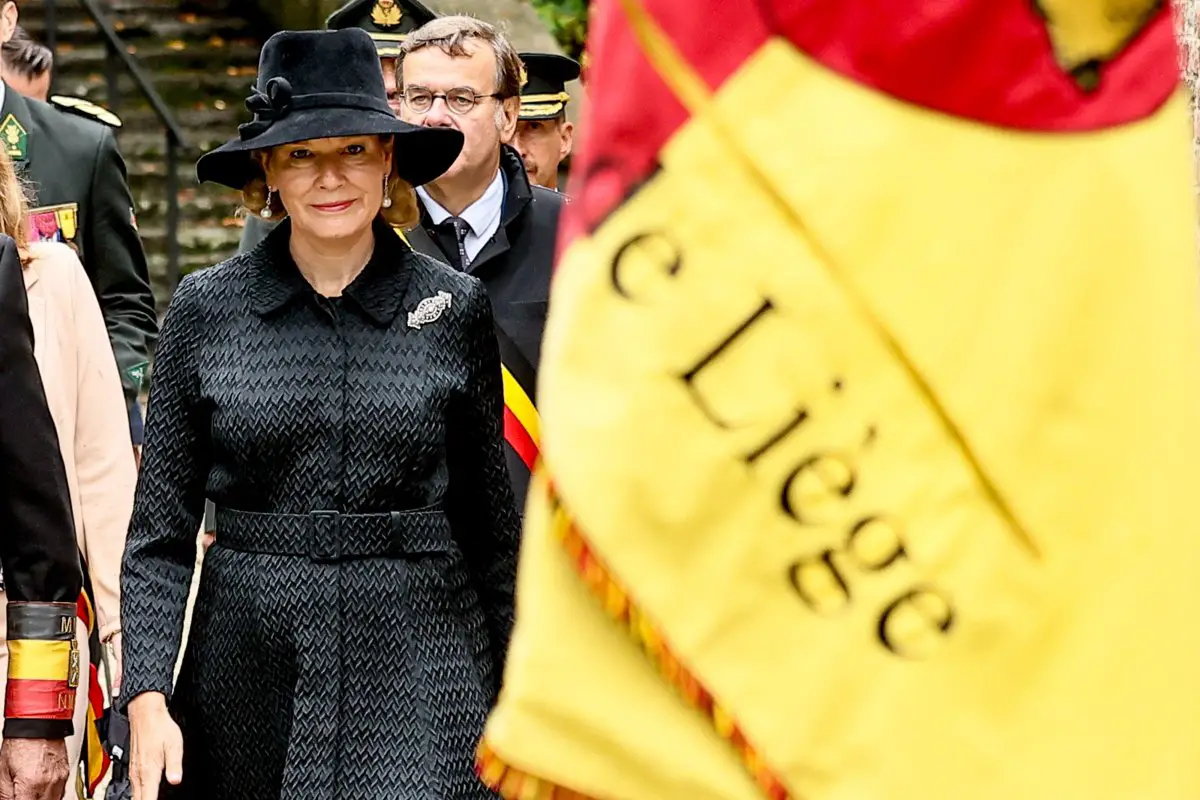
[401,86,503,115]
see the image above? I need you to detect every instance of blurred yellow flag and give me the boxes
[479,1,1200,798]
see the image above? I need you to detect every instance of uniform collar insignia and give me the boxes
[1,114,28,162]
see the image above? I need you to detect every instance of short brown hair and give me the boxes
[397,16,523,99]
[2,26,50,81]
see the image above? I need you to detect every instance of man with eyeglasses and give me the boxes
[397,15,564,509]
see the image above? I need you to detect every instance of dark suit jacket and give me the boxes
[406,146,563,505]
[1,84,158,406]
[0,234,84,739]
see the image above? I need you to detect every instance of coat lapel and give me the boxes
[402,222,445,263]
[469,223,511,273]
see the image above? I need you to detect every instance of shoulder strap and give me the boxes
[48,96,121,128]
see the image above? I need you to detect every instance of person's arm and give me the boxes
[119,272,209,708]
[0,236,81,740]
[445,279,523,686]
[84,126,158,406]
[64,247,136,652]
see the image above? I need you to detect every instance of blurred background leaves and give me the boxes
[527,0,587,60]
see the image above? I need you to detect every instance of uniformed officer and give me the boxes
[0,232,86,800]
[514,52,579,191]
[236,0,439,254]
[0,3,157,418]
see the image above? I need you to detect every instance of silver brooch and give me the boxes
[407,290,452,330]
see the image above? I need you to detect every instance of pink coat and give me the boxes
[21,241,135,640]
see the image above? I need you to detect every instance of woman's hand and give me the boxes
[127,692,183,800]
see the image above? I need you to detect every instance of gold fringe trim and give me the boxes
[474,477,792,800]
[476,739,598,799]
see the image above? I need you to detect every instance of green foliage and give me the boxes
[528,0,588,61]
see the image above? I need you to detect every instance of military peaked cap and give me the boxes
[518,52,580,120]
[325,0,439,58]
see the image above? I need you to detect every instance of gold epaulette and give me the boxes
[48,96,122,128]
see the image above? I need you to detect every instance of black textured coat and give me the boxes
[238,148,559,506]
[120,217,520,798]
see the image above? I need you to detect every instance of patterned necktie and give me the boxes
[436,216,472,270]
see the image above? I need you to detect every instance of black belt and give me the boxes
[214,507,454,564]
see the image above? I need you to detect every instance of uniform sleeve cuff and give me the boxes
[2,718,72,739]
[5,603,79,724]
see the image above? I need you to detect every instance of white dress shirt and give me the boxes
[416,168,505,267]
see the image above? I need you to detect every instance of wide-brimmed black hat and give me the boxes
[196,28,462,190]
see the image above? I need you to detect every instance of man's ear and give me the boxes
[559,120,575,162]
[500,96,521,143]
[0,2,19,48]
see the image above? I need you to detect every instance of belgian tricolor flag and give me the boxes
[75,564,110,798]
[477,1,1200,798]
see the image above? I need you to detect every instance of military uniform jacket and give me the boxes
[406,145,564,505]
[120,218,521,797]
[0,85,158,404]
[0,234,84,740]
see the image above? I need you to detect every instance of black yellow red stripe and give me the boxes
[495,323,541,471]
[75,591,93,633]
[76,561,110,797]
[6,601,78,723]
[502,366,540,470]
[83,661,107,794]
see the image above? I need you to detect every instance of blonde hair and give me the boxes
[241,137,420,230]
[0,149,31,264]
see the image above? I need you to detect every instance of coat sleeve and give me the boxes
[0,235,82,740]
[119,273,209,707]
[67,250,136,642]
[446,280,523,687]
[83,126,158,406]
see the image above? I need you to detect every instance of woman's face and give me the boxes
[263,135,392,242]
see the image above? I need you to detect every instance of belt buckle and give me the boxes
[309,511,342,563]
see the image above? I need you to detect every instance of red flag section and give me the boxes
[562,0,1176,253]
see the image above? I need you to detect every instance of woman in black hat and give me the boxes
[118,28,521,798]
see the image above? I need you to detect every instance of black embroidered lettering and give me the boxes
[877,586,955,658]
[610,231,682,300]
[787,550,852,615]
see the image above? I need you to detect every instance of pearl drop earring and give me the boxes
[381,176,393,209]
[261,188,274,218]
